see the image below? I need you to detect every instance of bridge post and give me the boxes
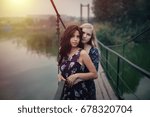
[56,15,60,40]
[80,4,83,23]
[56,15,60,74]
[117,57,120,98]
[87,4,90,22]
[80,3,90,23]
[106,50,108,73]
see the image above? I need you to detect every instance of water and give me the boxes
[123,77,150,99]
[0,38,58,100]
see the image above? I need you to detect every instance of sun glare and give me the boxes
[3,0,32,16]
[10,0,26,6]
[8,0,31,9]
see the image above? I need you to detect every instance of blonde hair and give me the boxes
[80,23,99,48]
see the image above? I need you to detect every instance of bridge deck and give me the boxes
[95,64,118,100]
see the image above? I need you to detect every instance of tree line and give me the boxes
[92,0,150,24]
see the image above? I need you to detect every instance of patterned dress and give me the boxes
[60,47,100,100]
[60,49,89,100]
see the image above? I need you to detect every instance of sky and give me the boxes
[0,0,94,17]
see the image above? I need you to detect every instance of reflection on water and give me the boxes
[123,77,150,99]
[0,37,58,99]
[25,33,58,57]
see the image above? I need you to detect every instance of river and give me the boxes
[0,38,58,100]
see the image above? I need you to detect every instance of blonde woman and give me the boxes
[79,23,100,99]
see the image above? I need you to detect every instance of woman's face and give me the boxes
[82,28,92,44]
[70,30,80,48]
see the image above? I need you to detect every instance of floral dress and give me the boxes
[60,49,89,100]
[60,47,100,100]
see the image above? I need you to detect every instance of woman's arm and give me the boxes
[76,50,98,79]
[74,48,100,84]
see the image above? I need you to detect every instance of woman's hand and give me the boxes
[74,78,84,85]
[57,74,66,82]
[66,74,78,86]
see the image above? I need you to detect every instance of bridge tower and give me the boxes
[80,4,90,23]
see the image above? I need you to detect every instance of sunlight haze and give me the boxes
[0,0,94,17]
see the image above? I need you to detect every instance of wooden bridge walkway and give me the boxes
[95,64,118,100]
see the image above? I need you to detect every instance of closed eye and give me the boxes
[87,33,91,36]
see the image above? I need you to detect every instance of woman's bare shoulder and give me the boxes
[80,49,87,55]
[80,50,88,58]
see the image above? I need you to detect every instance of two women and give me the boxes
[58,24,100,100]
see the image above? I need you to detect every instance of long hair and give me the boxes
[80,23,99,48]
[58,25,83,66]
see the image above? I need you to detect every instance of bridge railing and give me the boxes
[54,81,65,100]
[98,41,150,99]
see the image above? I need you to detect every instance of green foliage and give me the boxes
[96,26,115,45]
[0,16,57,39]
[96,20,150,45]
[92,0,150,23]
[92,0,124,22]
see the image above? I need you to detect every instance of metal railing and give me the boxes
[50,0,66,100]
[98,41,150,99]
[54,81,65,100]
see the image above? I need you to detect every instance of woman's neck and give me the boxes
[84,44,91,49]
[70,47,79,53]
[84,44,91,53]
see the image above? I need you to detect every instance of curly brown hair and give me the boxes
[58,25,83,65]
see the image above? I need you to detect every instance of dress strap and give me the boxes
[71,48,82,62]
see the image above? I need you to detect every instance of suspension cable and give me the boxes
[50,0,66,29]
[50,0,67,74]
